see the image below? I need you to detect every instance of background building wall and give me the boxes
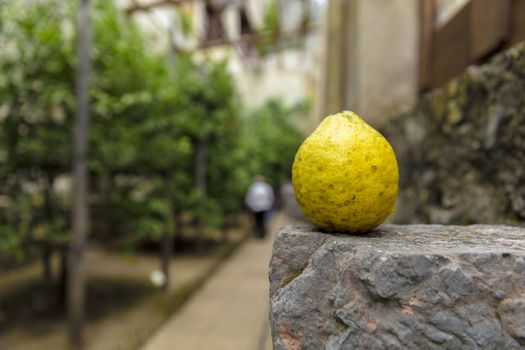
[122,0,326,132]
[354,0,418,127]
[320,0,419,127]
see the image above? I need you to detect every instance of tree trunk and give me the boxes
[59,245,68,310]
[194,138,207,250]
[160,230,174,290]
[195,138,208,196]
[43,173,54,285]
[68,0,92,347]
[221,225,229,243]
[43,171,54,227]
[42,245,52,284]
[161,172,175,291]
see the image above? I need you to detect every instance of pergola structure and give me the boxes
[126,0,317,53]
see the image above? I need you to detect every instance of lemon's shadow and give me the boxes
[316,227,386,238]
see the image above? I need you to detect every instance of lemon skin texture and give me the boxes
[292,111,399,233]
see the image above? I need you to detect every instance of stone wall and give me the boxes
[270,224,525,349]
[382,42,525,225]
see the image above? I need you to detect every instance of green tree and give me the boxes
[172,58,246,229]
[0,0,75,256]
[242,99,307,187]
[0,0,307,262]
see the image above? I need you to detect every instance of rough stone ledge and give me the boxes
[269,224,525,350]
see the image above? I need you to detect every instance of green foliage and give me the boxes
[261,0,280,35]
[0,225,23,259]
[242,99,307,186]
[90,0,177,174]
[88,1,181,240]
[0,0,75,257]
[175,8,194,37]
[173,57,248,225]
[0,0,307,258]
[257,0,281,56]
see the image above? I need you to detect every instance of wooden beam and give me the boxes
[126,0,206,15]
[128,0,317,54]
[196,24,318,50]
[508,0,525,46]
[469,0,510,60]
[127,0,303,15]
[431,1,470,88]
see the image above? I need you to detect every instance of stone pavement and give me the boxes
[141,213,293,350]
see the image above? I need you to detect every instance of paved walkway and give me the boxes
[141,213,292,350]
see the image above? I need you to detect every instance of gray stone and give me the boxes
[360,253,435,299]
[515,258,525,273]
[270,224,525,350]
[422,326,456,345]
[498,298,525,343]
[431,311,464,336]
[438,266,474,297]
[269,224,329,296]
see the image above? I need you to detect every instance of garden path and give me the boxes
[141,212,296,350]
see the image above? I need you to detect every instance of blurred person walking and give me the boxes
[245,176,275,239]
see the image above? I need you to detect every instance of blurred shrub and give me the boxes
[241,99,307,187]
[0,0,306,257]
[0,0,75,257]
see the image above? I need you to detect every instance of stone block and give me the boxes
[270,224,525,349]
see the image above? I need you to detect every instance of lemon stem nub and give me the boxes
[341,111,357,121]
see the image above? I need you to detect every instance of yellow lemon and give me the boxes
[292,111,398,233]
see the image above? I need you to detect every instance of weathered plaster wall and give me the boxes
[319,0,418,128]
[353,0,418,128]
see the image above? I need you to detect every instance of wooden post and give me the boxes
[68,0,92,347]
